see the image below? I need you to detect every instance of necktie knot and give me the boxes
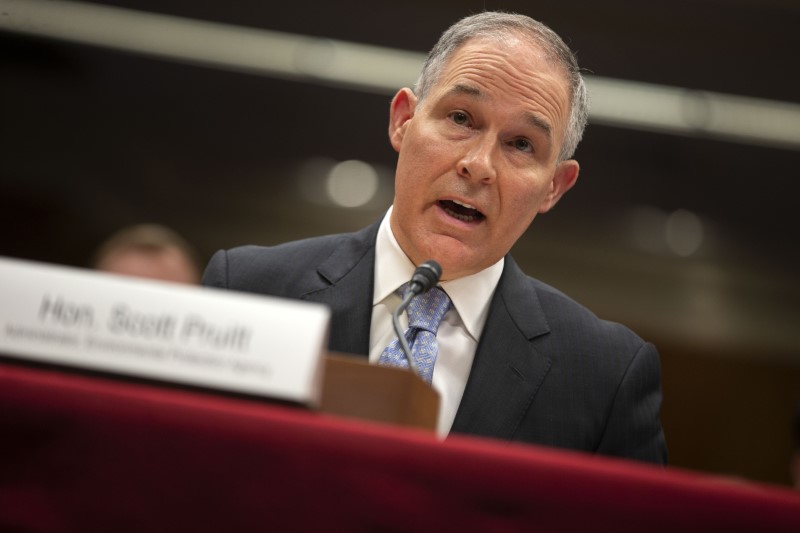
[403,285,451,334]
[378,283,451,384]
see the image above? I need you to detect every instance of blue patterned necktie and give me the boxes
[378,284,452,384]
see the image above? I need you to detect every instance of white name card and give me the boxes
[0,256,331,406]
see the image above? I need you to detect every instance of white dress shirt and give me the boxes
[369,207,504,436]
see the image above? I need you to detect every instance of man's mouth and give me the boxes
[439,199,485,223]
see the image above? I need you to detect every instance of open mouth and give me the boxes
[439,199,485,223]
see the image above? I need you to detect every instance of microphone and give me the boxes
[408,260,442,296]
[391,260,442,378]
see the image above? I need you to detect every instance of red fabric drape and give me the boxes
[1,362,798,532]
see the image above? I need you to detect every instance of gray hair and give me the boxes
[414,12,588,162]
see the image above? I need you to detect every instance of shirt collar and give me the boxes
[373,206,504,342]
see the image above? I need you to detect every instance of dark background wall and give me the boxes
[1,0,798,485]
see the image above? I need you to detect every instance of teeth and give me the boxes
[452,199,477,210]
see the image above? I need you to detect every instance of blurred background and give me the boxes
[1,0,798,485]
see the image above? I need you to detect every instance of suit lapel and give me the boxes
[294,222,552,438]
[300,221,380,358]
[451,256,552,440]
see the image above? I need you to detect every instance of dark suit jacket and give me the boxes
[203,219,667,464]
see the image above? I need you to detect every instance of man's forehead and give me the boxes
[449,32,549,68]
[439,33,566,89]
[432,37,565,95]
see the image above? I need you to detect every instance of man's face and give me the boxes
[388,36,579,280]
[97,248,199,284]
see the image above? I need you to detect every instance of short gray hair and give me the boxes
[415,12,588,162]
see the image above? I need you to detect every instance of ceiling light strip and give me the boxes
[2,0,798,150]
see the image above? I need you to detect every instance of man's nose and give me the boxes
[457,135,497,183]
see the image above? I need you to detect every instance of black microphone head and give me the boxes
[410,260,442,294]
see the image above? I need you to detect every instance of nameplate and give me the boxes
[0,256,331,406]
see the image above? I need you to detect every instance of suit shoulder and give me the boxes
[229,232,350,271]
[202,232,353,297]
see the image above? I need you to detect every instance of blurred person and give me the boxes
[203,12,666,463]
[92,224,201,284]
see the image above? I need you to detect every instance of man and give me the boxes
[203,12,667,464]
[93,224,201,284]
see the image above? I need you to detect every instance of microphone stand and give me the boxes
[389,260,442,380]
[391,289,421,377]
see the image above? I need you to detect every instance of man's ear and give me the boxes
[538,159,579,214]
[388,88,417,152]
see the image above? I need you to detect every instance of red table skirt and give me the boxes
[1,362,798,532]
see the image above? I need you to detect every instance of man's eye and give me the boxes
[450,112,469,125]
[512,138,533,152]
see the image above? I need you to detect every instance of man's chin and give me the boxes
[404,232,492,280]
[431,249,488,281]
